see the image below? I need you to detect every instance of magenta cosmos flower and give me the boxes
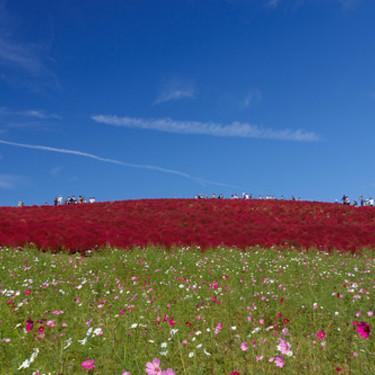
[81,359,95,370]
[357,322,371,338]
[145,358,162,375]
[317,330,325,339]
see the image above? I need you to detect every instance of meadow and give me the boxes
[1,199,375,374]
[1,245,375,374]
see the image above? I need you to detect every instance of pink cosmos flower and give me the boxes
[122,372,131,375]
[240,341,249,351]
[317,330,325,339]
[215,323,223,334]
[82,359,95,369]
[230,372,240,375]
[168,318,176,326]
[277,338,291,355]
[274,355,285,368]
[357,322,371,338]
[247,314,252,322]
[161,369,176,375]
[281,328,289,336]
[145,358,162,375]
[25,289,31,295]
[259,318,265,325]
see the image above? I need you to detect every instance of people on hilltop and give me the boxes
[49,195,96,205]
[342,195,350,205]
[339,195,374,207]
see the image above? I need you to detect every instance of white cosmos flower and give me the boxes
[18,359,31,369]
[63,338,73,349]
[93,328,103,336]
[78,338,87,345]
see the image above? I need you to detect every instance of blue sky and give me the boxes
[1,0,375,206]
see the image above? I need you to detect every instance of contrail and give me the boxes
[0,139,239,189]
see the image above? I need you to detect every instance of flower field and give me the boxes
[1,246,375,374]
[0,198,375,252]
[1,199,375,374]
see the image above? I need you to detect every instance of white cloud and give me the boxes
[242,90,262,108]
[267,0,281,7]
[0,107,61,120]
[0,174,25,190]
[0,139,238,189]
[92,115,320,142]
[0,38,45,74]
[266,0,359,10]
[22,110,61,120]
[0,3,59,91]
[155,79,195,104]
[50,166,63,176]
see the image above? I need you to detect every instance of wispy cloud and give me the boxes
[0,3,59,90]
[0,139,238,189]
[266,0,359,10]
[0,38,45,74]
[0,107,61,120]
[50,166,63,177]
[267,0,281,8]
[0,174,25,190]
[242,90,262,108]
[92,115,320,142]
[154,79,195,104]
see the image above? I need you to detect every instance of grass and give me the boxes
[0,245,374,374]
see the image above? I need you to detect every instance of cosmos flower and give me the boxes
[82,359,95,370]
[145,358,162,375]
[215,323,223,334]
[356,322,371,339]
[240,342,249,351]
[274,355,285,368]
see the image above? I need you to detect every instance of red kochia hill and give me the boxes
[0,199,375,252]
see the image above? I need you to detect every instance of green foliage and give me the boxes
[0,246,374,374]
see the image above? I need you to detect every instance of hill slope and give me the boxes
[1,199,375,252]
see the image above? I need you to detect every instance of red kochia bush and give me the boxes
[0,199,375,252]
